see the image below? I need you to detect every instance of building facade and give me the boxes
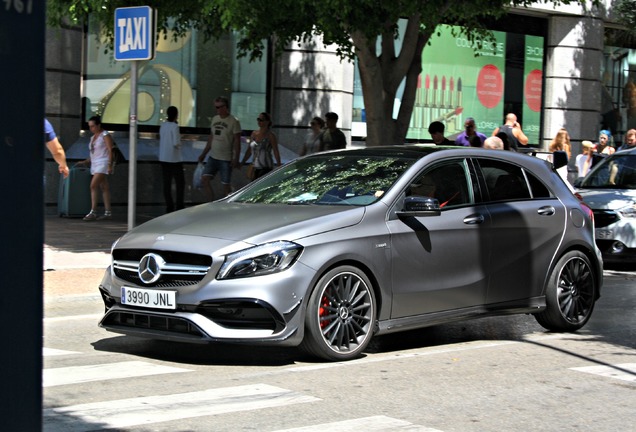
[44,2,635,214]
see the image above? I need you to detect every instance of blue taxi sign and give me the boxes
[114,6,156,61]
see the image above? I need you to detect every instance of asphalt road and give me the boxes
[42,261,636,432]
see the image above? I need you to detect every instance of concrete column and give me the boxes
[45,26,83,143]
[270,35,354,155]
[45,26,83,207]
[542,15,604,158]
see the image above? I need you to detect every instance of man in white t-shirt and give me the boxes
[198,97,242,200]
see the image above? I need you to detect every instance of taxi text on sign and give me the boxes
[114,6,156,61]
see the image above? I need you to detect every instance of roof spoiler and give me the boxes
[520,148,568,170]
[551,151,568,170]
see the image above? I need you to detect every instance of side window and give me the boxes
[525,171,552,198]
[478,159,531,202]
[409,160,471,208]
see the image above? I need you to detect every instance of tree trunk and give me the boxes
[352,17,433,146]
[353,32,395,146]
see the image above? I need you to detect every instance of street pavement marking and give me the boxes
[43,360,191,387]
[43,383,320,432]
[43,348,81,357]
[273,415,443,431]
[570,363,636,383]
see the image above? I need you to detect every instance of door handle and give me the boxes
[537,206,555,216]
[463,214,485,225]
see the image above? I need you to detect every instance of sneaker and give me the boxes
[83,211,97,221]
[97,212,112,221]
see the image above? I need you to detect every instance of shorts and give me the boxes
[91,159,109,175]
[202,157,232,184]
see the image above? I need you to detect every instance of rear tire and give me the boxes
[535,251,597,331]
[300,266,376,361]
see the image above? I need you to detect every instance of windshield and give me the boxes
[230,154,416,205]
[580,153,636,189]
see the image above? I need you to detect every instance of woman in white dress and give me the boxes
[78,116,113,221]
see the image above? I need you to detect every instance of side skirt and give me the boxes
[375,297,546,335]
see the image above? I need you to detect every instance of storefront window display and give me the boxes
[352,22,546,145]
[83,21,268,133]
[601,43,636,142]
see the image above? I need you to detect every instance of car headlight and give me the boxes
[617,204,636,219]
[217,241,303,280]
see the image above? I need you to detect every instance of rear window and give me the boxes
[477,159,552,201]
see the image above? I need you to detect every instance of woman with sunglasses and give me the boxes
[78,115,113,221]
[241,112,281,180]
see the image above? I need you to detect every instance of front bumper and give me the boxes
[97,260,314,346]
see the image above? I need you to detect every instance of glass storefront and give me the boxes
[601,43,636,144]
[83,21,268,133]
[352,21,545,145]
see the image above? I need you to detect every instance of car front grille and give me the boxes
[112,249,212,287]
[101,310,206,339]
[593,210,619,228]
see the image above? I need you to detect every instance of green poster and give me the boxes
[523,35,544,145]
[409,25,506,140]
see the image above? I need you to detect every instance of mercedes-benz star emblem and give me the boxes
[138,253,165,284]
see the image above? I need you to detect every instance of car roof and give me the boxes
[318,145,551,168]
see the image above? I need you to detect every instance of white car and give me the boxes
[576,147,636,264]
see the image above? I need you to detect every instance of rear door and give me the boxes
[474,158,566,305]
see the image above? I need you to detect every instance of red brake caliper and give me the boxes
[319,294,330,329]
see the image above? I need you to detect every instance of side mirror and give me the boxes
[397,196,441,217]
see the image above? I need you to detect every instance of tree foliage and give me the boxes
[48,0,598,145]
[615,0,636,33]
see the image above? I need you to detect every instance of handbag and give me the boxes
[193,162,204,189]
[111,142,127,164]
[246,163,256,181]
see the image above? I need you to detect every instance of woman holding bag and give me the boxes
[78,116,113,221]
[241,112,281,180]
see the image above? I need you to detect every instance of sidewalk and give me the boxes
[43,213,152,297]
[44,214,129,270]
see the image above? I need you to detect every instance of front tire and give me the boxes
[300,266,376,361]
[535,251,597,331]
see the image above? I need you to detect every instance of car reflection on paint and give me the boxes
[98,146,603,361]
[575,147,636,264]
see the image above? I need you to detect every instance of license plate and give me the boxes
[596,229,613,239]
[121,287,176,310]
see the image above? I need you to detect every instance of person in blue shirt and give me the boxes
[44,119,69,178]
[454,117,487,147]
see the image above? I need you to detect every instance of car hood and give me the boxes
[117,202,366,247]
[576,188,636,210]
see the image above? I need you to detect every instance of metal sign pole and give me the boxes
[114,6,155,230]
[128,60,138,231]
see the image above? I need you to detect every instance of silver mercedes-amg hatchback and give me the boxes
[98,146,603,361]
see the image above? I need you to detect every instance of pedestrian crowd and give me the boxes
[50,98,348,219]
[426,113,636,181]
[48,101,635,220]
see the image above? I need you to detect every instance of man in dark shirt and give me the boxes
[319,112,347,151]
[492,113,529,151]
[428,121,453,145]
